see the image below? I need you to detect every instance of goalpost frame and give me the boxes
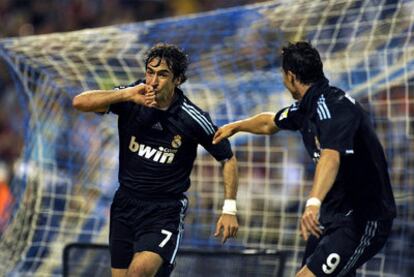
[62,243,288,277]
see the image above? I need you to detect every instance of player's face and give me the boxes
[145,58,178,103]
[282,69,301,100]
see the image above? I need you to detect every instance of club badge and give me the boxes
[172,135,182,148]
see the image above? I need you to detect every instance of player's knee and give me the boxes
[127,262,158,277]
[127,251,164,277]
[296,265,316,277]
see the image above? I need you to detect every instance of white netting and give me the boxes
[0,0,413,276]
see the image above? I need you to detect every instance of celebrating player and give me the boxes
[73,43,239,277]
[213,41,396,277]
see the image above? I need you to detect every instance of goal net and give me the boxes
[62,243,286,277]
[0,0,413,276]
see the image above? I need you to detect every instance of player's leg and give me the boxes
[109,190,135,276]
[130,197,188,277]
[334,219,392,276]
[301,219,392,276]
[301,234,320,267]
[127,251,163,277]
[112,268,127,277]
[296,265,315,277]
[299,221,358,276]
[110,220,134,276]
[297,235,320,277]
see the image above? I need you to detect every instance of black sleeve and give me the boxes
[274,102,304,131]
[107,80,143,116]
[196,112,234,161]
[317,101,360,155]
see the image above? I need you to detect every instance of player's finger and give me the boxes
[144,99,155,107]
[304,217,321,238]
[300,221,308,241]
[222,226,230,243]
[136,84,148,95]
[214,222,222,237]
[309,224,321,238]
[310,218,322,237]
[212,130,223,144]
[145,91,155,98]
[231,226,238,237]
[144,85,154,94]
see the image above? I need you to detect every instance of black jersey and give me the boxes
[274,78,396,224]
[107,80,233,198]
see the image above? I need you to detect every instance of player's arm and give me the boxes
[72,83,155,112]
[214,155,239,243]
[300,149,340,241]
[213,112,279,144]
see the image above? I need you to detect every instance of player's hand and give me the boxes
[143,87,158,108]
[214,214,238,244]
[126,84,156,107]
[300,205,322,241]
[212,123,238,144]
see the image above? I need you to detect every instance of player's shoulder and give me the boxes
[324,86,357,106]
[316,87,360,121]
[179,96,215,136]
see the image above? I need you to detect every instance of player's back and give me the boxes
[338,96,396,221]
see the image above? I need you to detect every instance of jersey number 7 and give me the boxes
[159,229,173,248]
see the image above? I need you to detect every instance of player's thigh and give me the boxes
[128,251,164,276]
[109,190,135,269]
[133,224,182,266]
[302,234,320,267]
[345,220,392,270]
[296,265,316,277]
[133,198,188,267]
[306,225,361,276]
[109,217,134,269]
[112,268,127,277]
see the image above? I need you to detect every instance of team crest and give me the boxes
[172,135,182,148]
[278,108,289,121]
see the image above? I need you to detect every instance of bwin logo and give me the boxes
[129,136,176,164]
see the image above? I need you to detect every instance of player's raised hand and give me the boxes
[143,85,159,108]
[126,83,157,107]
[213,123,239,144]
[300,205,322,241]
[214,214,238,244]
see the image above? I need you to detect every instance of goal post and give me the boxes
[62,243,287,277]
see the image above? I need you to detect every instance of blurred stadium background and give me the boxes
[0,0,413,276]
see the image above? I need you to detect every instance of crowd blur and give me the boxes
[0,0,267,38]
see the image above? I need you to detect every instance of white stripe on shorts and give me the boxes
[337,221,378,277]
[170,198,188,264]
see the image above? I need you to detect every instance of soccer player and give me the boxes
[213,41,396,277]
[72,43,239,277]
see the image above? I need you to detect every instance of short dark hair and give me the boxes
[144,43,189,85]
[281,41,325,84]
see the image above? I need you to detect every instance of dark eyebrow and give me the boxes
[146,65,172,74]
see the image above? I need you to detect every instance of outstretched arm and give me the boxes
[300,149,340,241]
[213,112,279,144]
[72,83,156,112]
[214,155,239,243]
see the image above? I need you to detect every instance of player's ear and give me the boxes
[174,76,182,86]
[287,70,294,80]
[287,70,296,83]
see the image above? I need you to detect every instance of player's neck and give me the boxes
[156,90,176,110]
[296,83,310,100]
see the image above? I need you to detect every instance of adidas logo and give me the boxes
[151,122,163,131]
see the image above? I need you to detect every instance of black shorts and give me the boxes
[303,219,393,277]
[109,187,188,272]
